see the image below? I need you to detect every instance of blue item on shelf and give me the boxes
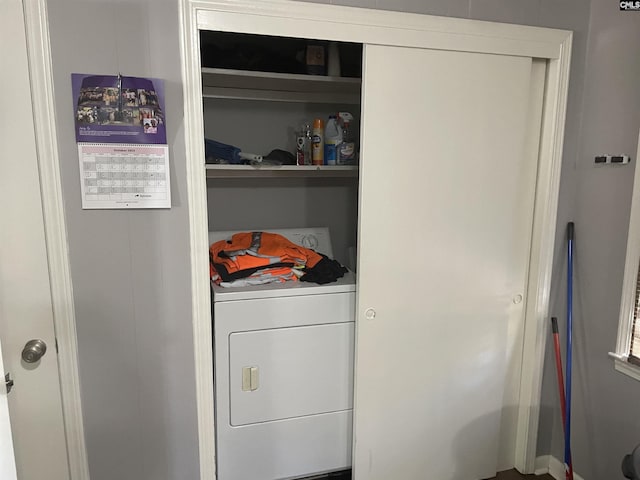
[205,138,242,164]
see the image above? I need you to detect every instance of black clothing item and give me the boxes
[301,254,348,285]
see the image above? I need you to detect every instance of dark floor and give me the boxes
[492,469,554,480]
[304,469,554,479]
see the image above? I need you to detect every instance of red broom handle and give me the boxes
[552,317,574,480]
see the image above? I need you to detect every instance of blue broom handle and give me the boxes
[565,222,574,474]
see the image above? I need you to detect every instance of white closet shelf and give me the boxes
[201,67,361,104]
[205,164,358,178]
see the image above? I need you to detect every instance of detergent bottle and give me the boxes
[324,115,342,166]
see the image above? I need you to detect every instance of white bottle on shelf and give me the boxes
[324,115,342,166]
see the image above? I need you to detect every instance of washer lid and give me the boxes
[209,227,334,259]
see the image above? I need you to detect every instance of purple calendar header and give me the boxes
[71,73,167,144]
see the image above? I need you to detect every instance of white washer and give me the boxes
[210,228,356,480]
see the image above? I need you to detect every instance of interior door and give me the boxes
[354,45,537,479]
[0,1,71,478]
[0,339,17,480]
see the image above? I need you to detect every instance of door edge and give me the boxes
[22,1,90,478]
[514,34,573,474]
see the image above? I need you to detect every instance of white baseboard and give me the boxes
[535,455,553,475]
[534,455,585,480]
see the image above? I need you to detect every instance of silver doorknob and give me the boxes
[21,339,47,363]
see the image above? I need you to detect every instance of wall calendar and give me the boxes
[72,73,171,209]
[78,144,170,209]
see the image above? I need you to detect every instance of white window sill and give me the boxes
[609,352,640,382]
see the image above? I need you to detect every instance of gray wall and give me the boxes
[545,1,640,478]
[207,178,359,267]
[47,1,199,479]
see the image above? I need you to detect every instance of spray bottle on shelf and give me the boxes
[324,115,342,166]
[303,124,312,165]
[337,112,356,165]
[311,118,324,166]
[296,123,312,166]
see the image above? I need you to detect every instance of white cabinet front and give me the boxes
[214,292,356,480]
[229,322,355,426]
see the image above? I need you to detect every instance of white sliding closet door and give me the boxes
[354,45,538,480]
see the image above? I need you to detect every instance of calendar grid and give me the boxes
[78,143,171,209]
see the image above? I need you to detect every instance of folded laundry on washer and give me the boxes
[211,231,322,275]
[210,231,347,287]
[219,266,301,288]
[210,231,320,286]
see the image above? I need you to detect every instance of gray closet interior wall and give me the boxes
[205,99,359,265]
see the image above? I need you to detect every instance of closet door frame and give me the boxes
[179,1,572,478]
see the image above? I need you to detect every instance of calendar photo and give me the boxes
[72,74,166,145]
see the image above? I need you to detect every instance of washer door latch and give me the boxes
[242,366,259,392]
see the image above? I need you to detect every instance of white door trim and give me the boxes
[194,0,567,59]
[22,1,90,479]
[515,39,573,473]
[179,3,216,479]
[179,1,572,478]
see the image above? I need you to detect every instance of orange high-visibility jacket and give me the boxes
[210,231,322,281]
